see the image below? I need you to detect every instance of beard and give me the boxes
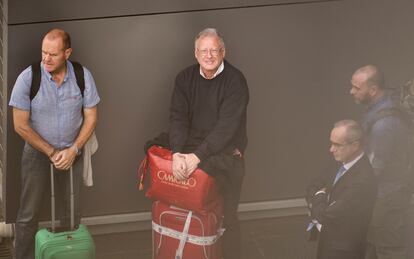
[354,95,372,105]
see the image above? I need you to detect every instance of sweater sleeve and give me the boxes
[169,71,190,153]
[194,72,249,161]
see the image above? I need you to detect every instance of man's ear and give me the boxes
[369,84,379,96]
[65,47,73,60]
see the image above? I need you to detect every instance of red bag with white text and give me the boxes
[138,146,221,214]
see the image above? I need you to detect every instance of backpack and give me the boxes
[386,78,414,131]
[398,78,414,120]
[368,80,414,191]
[30,61,85,100]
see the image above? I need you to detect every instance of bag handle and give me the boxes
[137,155,148,190]
[50,164,56,232]
[50,164,75,232]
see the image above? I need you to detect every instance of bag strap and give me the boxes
[30,61,85,101]
[175,210,193,259]
[71,61,85,97]
[152,221,224,246]
[366,107,404,134]
[137,155,149,190]
[30,62,41,101]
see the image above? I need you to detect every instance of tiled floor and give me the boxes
[94,215,318,259]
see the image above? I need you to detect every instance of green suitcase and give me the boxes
[35,164,95,259]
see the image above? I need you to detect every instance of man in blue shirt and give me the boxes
[350,65,411,259]
[9,28,100,259]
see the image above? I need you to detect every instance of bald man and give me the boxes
[350,65,412,259]
[9,29,100,259]
[307,120,377,259]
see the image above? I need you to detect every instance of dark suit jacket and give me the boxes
[306,155,377,259]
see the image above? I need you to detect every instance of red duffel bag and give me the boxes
[137,146,221,214]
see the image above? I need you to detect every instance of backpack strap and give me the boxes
[30,61,85,100]
[367,107,413,138]
[30,62,42,101]
[367,107,403,133]
[71,61,85,97]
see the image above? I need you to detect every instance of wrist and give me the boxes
[191,153,200,164]
[72,144,81,156]
[49,148,57,159]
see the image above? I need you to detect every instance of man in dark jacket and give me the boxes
[350,65,412,259]
[169,28,249,259]
[307,120,377,259]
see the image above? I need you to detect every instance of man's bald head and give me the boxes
[43,29,71,50]
[352,65,385,90]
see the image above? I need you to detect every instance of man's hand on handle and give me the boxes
[172,153,187,181]
[183,153,200,176]
[172,152,201,180]
[52,146,78,170]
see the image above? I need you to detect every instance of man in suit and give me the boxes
[307,120,377,259]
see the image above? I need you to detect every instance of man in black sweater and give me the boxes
[169,28,249,259]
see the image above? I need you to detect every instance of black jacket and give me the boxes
[306,156,377,259]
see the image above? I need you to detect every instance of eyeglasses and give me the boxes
[197,48,222,57]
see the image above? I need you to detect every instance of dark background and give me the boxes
[5,0,414,221]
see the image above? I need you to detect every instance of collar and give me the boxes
[343,152,364,171]
[42,61,70,83]
[199,61,224,79]
[366,93,389,112]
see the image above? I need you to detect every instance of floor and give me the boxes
[93,208,414,259]
[3,208,414,259]
[94,215,318,259]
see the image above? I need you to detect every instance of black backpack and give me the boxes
[367,78,414,138]
[397,78,414,122]
[30,61,85,100]
[367,81,414,191]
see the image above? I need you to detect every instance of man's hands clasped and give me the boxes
[172,152,201,181]
[49,145,78,171]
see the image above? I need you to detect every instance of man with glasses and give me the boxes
[169,28,249,259]
[9,28,100,259]
[350,65,412,259]
[306,120,377,259]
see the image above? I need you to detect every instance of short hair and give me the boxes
[354,65,385,89]
[44,28,71,50]
[194,28,225,49]
[334,119,364,144]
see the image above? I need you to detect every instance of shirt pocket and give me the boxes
[62,93,83,121]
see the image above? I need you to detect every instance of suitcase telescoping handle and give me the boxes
[50,164,75,232]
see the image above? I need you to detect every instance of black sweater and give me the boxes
[169,60,249,161]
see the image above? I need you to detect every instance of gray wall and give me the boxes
[8,0,333,24]
[5,0,414,221]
